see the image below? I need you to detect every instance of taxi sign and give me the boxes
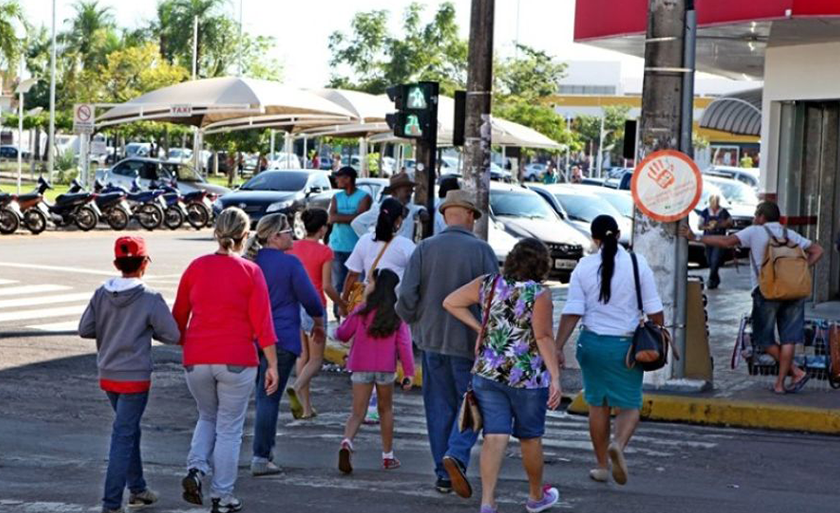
[631,150,702,222]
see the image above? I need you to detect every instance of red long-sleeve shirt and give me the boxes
[173,254,277,367]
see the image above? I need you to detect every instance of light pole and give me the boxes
[48,0,57,180]
[16,77,39,194]
[237,0,243,76]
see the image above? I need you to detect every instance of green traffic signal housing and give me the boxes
[385,82,438,141]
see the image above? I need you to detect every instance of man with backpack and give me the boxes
[681,201,823,394]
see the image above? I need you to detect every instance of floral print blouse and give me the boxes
[473,274,549,389]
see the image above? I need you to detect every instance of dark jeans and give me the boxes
[332,251,352,318]
[103,391,149,510]
[421,351,479,480]
[706,246,723,287]
[252,347,298,462]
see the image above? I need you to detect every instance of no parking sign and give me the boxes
[631,150,702,222]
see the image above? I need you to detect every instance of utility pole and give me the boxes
[462,0,494,240]
[634,0,689,385]
[48,0,56,180]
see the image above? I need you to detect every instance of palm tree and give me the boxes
[0,0,25,73]
[65,0,115,69]
[154,0,228,78]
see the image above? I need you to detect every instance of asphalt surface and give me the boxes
[0,229,839,513]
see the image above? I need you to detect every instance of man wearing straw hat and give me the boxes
[397,190,498,499]
[352,172,429,241]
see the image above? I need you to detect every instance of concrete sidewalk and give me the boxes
[325,264,840,434]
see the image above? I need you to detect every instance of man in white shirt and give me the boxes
[681,201,823,395]
[351,173,428,241]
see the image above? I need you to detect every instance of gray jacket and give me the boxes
[396,225,499,359]
[78,279,180,382]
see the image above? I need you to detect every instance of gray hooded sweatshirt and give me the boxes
[78,278,180,382]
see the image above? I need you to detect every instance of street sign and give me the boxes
[73,104,95,134]
[170,104,193,117]
[631,149,702,222]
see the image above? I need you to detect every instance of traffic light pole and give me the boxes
[416,84,438,239]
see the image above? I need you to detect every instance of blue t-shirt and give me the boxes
[254,248,324,356]
[329,189,369,253]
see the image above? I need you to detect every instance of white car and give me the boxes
[166,148,193,163]
[523,163,547,182]
[268,153,302,170]
[703,165,759,190]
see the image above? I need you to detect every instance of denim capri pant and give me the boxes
[576,329,644,410]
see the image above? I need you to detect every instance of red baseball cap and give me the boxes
[114,236,149,259]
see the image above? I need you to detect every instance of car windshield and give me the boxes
[706,177,758,206]
[160,163,203,182]
[240,172,308,191]
[554,193,622,223]
[490,191,557,220]
[597,192,634,218]
[698,182,728,208]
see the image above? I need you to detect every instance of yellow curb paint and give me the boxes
[324,341,423,386]
[568,391,840,434]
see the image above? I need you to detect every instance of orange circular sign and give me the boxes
[631,150,702,222]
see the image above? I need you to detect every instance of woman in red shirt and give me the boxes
[288,208,345,418]
[173,207,279,513]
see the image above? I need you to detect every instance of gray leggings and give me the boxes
[185,364,256,500]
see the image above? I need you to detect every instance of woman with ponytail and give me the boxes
[555,215,664,487]
[341,197,416,314]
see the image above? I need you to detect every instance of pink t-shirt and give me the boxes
[335,306,415,377]
[289,239,334,306]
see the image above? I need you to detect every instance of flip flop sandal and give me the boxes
[286,387,304,419]
[771,387,788,395]
[788,374,811,393]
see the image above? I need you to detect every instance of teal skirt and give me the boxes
[576,329,644,410]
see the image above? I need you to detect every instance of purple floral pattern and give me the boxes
[473,274,548,389]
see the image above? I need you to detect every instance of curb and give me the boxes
[567,391,840,435]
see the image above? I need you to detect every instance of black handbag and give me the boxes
[626,253,675,372]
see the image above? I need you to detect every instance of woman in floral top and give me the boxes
[444,238,562,513]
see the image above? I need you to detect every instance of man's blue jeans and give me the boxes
[421,351,479,480]
[103,391,149,510]
[332,251,352,318]
[252,347,298,463]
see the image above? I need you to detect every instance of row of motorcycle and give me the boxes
[0,177,217,235]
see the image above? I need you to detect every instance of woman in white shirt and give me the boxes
[555,215,664,487]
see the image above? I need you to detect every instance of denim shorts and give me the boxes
[300,307,315,333]
[471,375,548,439]
[752,289,805,347]
[351,371,396,385]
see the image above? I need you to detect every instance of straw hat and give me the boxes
[438,190,482,219]
[383,172,416,194]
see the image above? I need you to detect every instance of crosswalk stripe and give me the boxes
[0,279,18,285]
[0,304,86,323]
[0,293,92,309]
[0,284,71,297]
[26,320,79,332]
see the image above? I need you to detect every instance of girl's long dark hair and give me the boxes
[359,268,401,338]
[374,197,406,243]
[591,215,620,304]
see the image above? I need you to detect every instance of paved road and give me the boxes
[1,230,839,513]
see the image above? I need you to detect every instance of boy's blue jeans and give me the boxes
[103,391,149,510]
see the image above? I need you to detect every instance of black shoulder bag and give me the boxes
[626,253,676,372]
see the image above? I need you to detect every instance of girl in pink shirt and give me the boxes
[335,268,415,474]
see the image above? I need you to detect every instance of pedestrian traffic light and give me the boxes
[385,82,439,142]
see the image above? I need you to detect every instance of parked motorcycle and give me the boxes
[146,179,195,230]
[69,179,132,230]
[97,179,165,231]
[0,192,21,234]
[170,178,214,229]
[19,177,101,232]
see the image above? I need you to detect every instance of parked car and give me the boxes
[603,169,633,190]
[100,158,230,196]
[702,175,756,232]
[125,142,151,158]
[213,170,334,230]
[0,145,26,159]
[529,184,632,247]
[490,183,591,282]
[166,148,193,163]
[491,162,513,182]
[268,153,302,170]
[703,165,759,189]
[523,163,547,182]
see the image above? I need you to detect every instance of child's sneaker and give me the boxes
[382,457,401,470]
[211,496,243,513]
[181,468,203,505]
[525,485,560,513]
[338,439,354,474]
[480,505,499,513]
[127,488,158,509]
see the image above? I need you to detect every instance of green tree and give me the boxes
[328,2,466,95]
[496,44,566,101]
[64,0,116,70]
[574,105,632,161]
[493,99,574,151]
[0,0,25,73]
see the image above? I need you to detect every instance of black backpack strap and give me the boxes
[630,252,643,315]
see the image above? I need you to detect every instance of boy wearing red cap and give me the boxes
[79,236,180,513]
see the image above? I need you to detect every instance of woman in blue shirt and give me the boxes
[328,166,372,319]
[244,213,325,477]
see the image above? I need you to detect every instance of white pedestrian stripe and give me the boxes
[0,304,87,323]
[0,284,71,297]
[0,293,92,309]
[26,321,79,332]
[0,279,19,285]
